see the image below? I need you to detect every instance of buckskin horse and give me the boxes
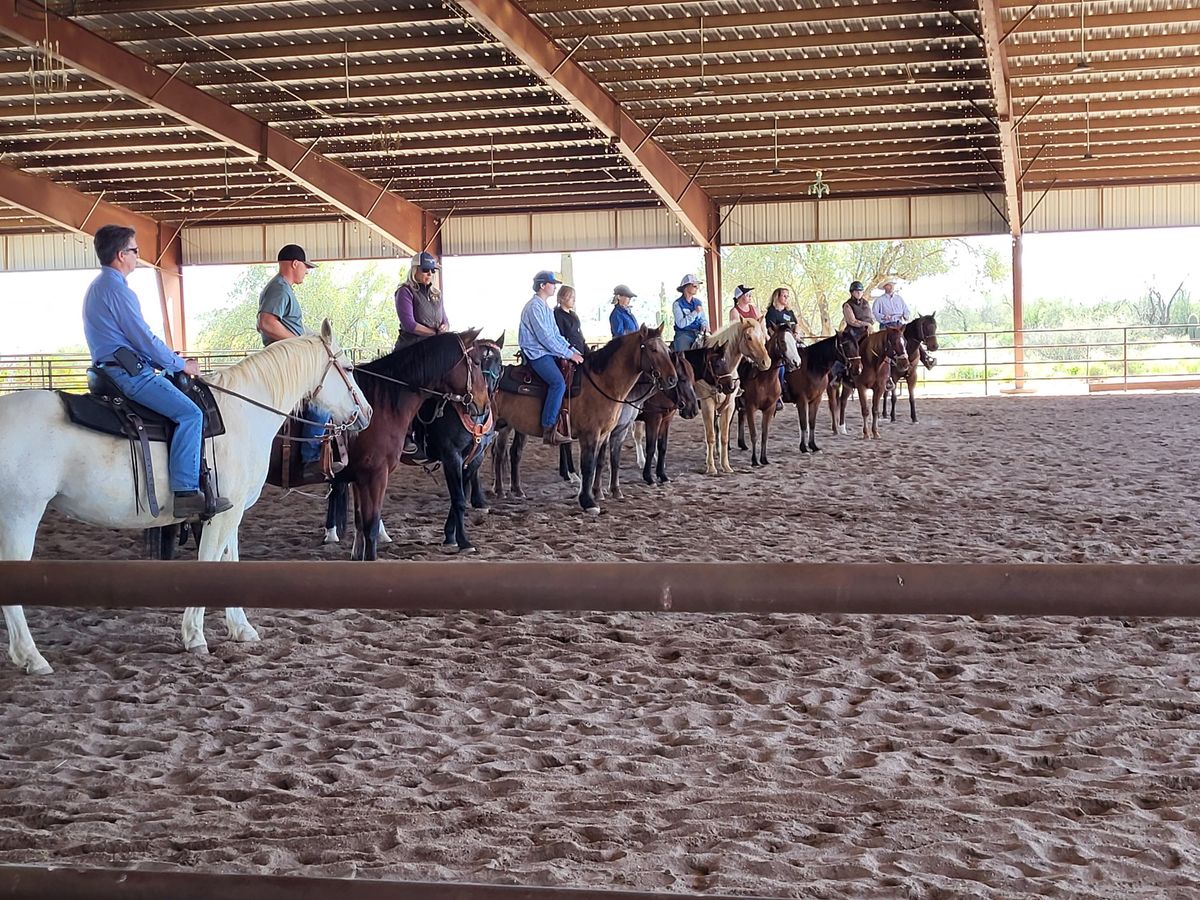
[829,326,910,439]
[785,329,862,453]
[885,313,939,424]
[491,325,675,514]
[736,327,801,467]
[683,318,771,475]
[341,329,489,561]
[0,322,370,674]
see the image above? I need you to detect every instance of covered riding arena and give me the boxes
[2,1,1200,898]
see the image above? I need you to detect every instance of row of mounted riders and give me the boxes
[149,313,938,561]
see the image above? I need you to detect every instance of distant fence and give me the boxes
[3,324,1200,395]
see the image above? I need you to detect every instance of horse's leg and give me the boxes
[469,464,489,511]
[442,449,474,553]
[1,505,52,673]
[701,400,717,476]
[806,397,821,452]
[747,406,760,467]
[578,433,602,514]
[323,482,346,544]
[349,482,365,561]
[220,530,259,643]
[642,413,658,485]
[377,519,393,544]
[718,400,736,473]
[760,405,773,466]
[737,405,748,451]
[3,605,52,676]
[591,436,607,502]
[608,427,626,500]
[656,427,671,483]
[560,443,579,484]
[510,431,527,499]
[908,371,918,423]
[181,511,241,653]
[491,428,509,498]
[633,421,646,468]
[856,383,871,439]
[838,384,852,435]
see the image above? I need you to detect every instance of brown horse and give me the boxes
[682,318,771,475]
[344,330,489,560]
[785,329,862,453]
[829,327,910,439]
[492,325,675,514]
[638,352,701,486]
[885,313,939,424]
[736,328,802,467]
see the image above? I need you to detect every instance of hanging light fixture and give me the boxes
[1073,2,1091,71]
[694,15,716,96]
[808,170,831,199]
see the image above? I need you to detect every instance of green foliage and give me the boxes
[194,264,397,352]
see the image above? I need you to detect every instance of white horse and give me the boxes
[695,318,772,475]
[0,320,371,675]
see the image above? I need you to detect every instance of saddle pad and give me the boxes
[497,363,583,399]
[59,376,225,442]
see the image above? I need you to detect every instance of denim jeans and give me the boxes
[102,367,201,493]
[528,354,566,429]
[298,403,331,463]
[673,330,701,352]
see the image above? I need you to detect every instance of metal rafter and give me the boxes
[456,0,717,248]
[978,0,1021,235]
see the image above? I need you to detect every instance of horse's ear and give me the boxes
[320,318,333,342]
[495,330,506,349]
[461,327,481,346]
[648,324,664,339]
[931,311,937,319]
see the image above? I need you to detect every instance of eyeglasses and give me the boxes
[122,247,139,256]
[419,267,437,274]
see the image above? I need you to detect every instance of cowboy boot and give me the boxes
[543,427,574,446]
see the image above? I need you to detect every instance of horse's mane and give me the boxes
[207,333,327,410]
[802,334,841,372]
[587,330,639,374]
[357,332,465,410]
[704,317,761,349]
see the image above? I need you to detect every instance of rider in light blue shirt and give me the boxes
[82,224,231,519]
[518,270,583,446]
[671,274,709,350]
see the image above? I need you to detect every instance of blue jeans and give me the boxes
[103,367,201,493]
[298,403,331,463]
[673,330,701,352]
[528,355,565,429]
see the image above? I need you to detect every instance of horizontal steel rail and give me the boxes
[0,865,771,900]
[0,561,1196,618]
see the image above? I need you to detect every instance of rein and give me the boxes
[580,340,664,407]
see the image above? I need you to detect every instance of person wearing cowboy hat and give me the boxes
[519,270,584,446]
[671,274,708,351]
[256,243,341,481]
[609,283,640,337]
[872,278,911,329]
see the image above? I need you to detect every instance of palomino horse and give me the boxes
[885,313,939,424]
[0,322,370,674]
[736,328,801,467]
[639,352,701,486]
[344,330,490,561]
[683,318,771,475]
[492,325,675,514]
[594,350,699,499]
[785,330,862,453]
[829,327,910,439]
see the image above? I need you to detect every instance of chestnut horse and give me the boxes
[638,352,701,486]
[736,328,801,467]
[785,329,862,453]
[344,330,489,561]
[885,313,939,424]
[828,327,910,439]
[683,319,771,475]
[491,325,675,514]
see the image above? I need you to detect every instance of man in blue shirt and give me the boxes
[82,224,231,519]
[518,270,583,446]
[256,244,336,479]
[671,273,709,350]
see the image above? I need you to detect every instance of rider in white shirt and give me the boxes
[872,279,934,369]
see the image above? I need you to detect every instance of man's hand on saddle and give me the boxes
[569,352,584,364]
[182,358,201,377]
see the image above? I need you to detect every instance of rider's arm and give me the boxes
[256,311,294,344]
[843,303,861,328]
[112,285,184,372]
[530,302,575,359]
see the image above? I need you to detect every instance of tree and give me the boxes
[194,263,397,351]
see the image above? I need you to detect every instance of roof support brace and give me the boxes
[978,0,1023,236]
[0,0,428,254]
[455,0,718,249]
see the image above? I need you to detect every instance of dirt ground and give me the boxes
[3,394,1199,898]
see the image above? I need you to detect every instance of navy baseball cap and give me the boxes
[277,244,316,269]
[412,251,439,272]
[533,270,562,290]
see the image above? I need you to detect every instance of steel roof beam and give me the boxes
[978,0,1021,235]
[541,2,975,28]
[456,0,718,248]
[0,0,431,255]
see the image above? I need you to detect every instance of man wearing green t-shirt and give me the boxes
[257,244,338,479]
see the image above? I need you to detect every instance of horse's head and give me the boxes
[310,319,372,433]
[450,328,490,417]
[738,319,772,371]
[836,329,863,379]
[469,333,505,395]
[770,328,802,371]
[918,313,938,351]
[637,324,677,389]
[884,325,910,375]
[706,347,738,395]
[669,351,699,419]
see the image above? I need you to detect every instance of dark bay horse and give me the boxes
[885,313,939,424]
[785,329,862,453]
[735,328,801,467]
[492,325,675,514]
[343,330,489,560]
[829,327,910,439]
[639,352,701,486]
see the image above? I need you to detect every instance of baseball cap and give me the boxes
[412,251,439,272]
[676,273,702,291]
[277,244,316,269]
[613,283,637,298]
[734,285,754,301]
[533,270,562,289]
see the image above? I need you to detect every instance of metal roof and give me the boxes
[0,0,1192,243]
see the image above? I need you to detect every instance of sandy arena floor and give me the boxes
[3,394,1199,898]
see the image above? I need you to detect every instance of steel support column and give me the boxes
[704,244,722,329]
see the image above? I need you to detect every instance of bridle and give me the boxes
[306,338,370,431]
[701,348,738,395]
[836,332,862,372]
[582,336,672,406]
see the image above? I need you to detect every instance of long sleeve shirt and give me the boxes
[672,295,708,333]
[554,306,588,355]
[83,266,183,372]
[873,292,911,325]
[519,295,574,361]
[843,298,874,329]
[395,283,448,334]
[609,304,639,337]
[765,306,798,331]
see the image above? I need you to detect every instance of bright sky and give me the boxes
[2,226,1196,355]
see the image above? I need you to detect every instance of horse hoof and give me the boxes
[186,643,210,657]
[459,545,478,555]
[585,507,601,516]
[25,659,53,676]
[229,626,260,643]
[568,473,581,486]
[322,529,340,545]
[440,542,458,554]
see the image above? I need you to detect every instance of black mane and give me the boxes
[357,332,464,409]
[587,330,637,374]
[802,335,841,373]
